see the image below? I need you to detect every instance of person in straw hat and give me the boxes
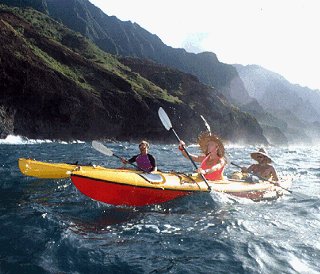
[178,131,226,180]
[241,148,279,181]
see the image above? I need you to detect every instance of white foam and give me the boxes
[288,254,319,274]
[210,191,254,205]
[0,135,52,145]
[0,135,84,145]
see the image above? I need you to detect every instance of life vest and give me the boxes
[200,155,225,180]
[135,154,153,172]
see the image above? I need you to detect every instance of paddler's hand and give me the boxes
[273,181,280,186]
[121,157,128,164]
[241,167,248,173]
[178,140,185,151]
[197,167,207,175]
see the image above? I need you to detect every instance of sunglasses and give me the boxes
[257,156,264,159]
[139,144,148,148]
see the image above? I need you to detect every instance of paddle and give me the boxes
[91,141,148,172]
[158,107,211,191]
[230,162,293,194]
[200,115,211,134]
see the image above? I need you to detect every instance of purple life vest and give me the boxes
[136,154,153,172]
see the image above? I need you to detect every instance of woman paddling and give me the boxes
[178,131,226,180]
[121,140,157,172]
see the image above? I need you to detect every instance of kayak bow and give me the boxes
[18,158,105,179]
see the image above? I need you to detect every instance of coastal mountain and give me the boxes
[0,5,267,143]
[0,0,252,107]
[0,0,273,144]
[5,0,318,145]
[234,64,320,144]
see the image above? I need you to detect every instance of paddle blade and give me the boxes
[200,115,211,135]
[158,107,172,131]
[92,141,113,156]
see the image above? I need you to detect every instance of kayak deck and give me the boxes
[18,158,105,179]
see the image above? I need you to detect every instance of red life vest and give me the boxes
[200,155,225,180]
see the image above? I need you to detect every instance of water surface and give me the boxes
[0,136,319,273]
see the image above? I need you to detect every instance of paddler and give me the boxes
[241,148,279,181]
[178,131,226,180]
[121,140,157,172]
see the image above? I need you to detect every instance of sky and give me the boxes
[90,0,320,91]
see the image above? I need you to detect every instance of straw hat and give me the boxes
[198,131,225,157]
[251,148,272,163]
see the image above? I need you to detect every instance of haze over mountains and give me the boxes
[234,65,320,144]
[0,0,319,145]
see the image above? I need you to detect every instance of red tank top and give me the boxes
[200,155,225,180]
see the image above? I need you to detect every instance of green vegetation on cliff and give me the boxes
[0,5,180,103]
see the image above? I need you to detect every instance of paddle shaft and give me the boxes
[172,129,211,191]
[158,107,210,191]
[92,141,149,173]
[112,153,127,163]
[231,162,292,193]
[114,153,150,173]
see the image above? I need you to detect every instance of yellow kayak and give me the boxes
[18,158,106,179]
[18,158,291,205]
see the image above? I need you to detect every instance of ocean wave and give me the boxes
[0,135,84,145]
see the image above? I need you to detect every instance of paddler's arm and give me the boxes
[178,140,205,163]
[148,154,157,172]
[269,166,279,181]
[121,155,137,164]
[198,158,226,175]
[242,164,254,173]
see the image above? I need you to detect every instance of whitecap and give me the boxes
[162,224,182,234]
[0,134,85,145]
[0,135,51,144]
[0,135,52,145]
[144,224,161,233]
[288,254,319,274]
[209,190,253,205]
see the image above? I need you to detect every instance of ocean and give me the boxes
[0,136,319,273]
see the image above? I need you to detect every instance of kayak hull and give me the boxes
[71,168,291,206]
[72,175,192,206]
